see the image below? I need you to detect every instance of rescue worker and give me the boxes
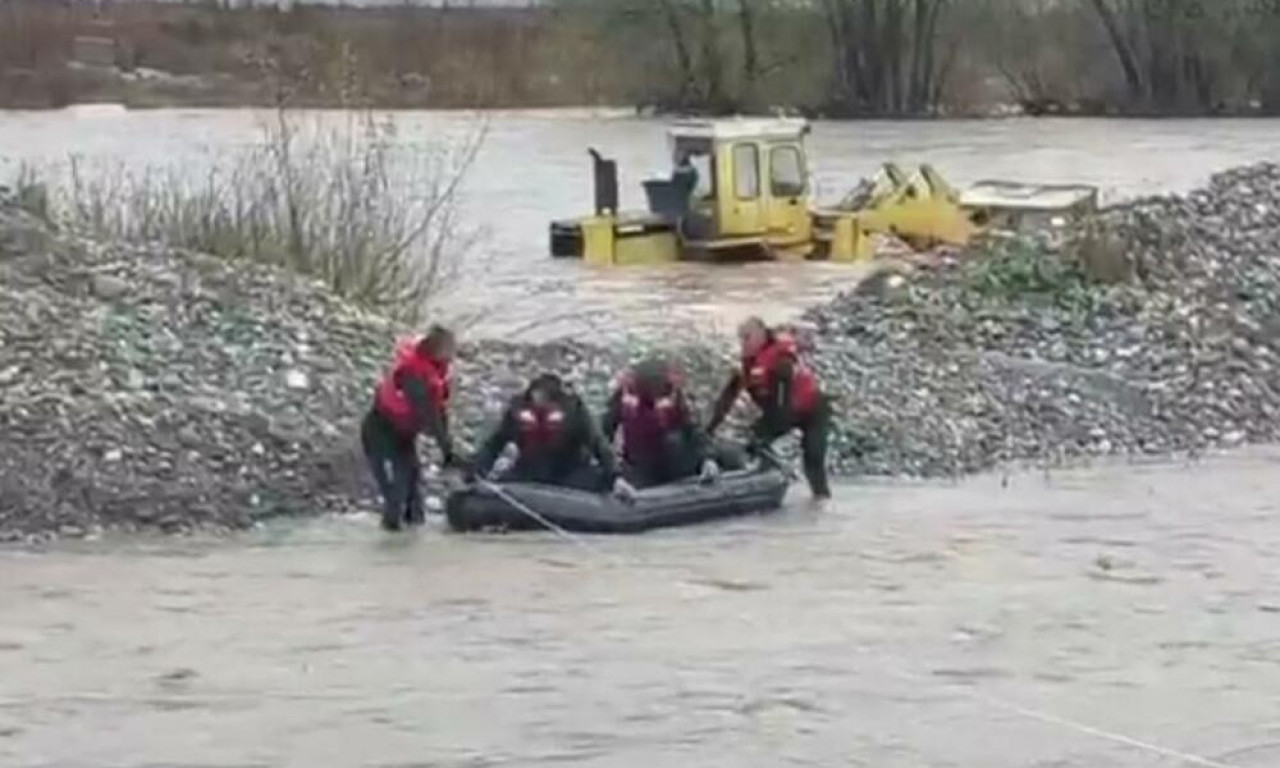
[707,317,832,501]
[601,357,730,488]
[671,151,699,211]
[362,325,461,531]
[471,373,636,500]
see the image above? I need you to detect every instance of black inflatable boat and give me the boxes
[445,467,790,534]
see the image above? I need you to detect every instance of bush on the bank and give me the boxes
[3,166,51,222]
[17,109,485,323]
[962,237,1100,311]
[1066,219,1137,285]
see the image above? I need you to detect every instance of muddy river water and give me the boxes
[2,109,1280,766]
[3,450,1280,767]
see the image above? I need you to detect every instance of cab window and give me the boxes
[689,152,714,199]
[673,137,716,200]
[733,143,760,200]
[770,145,805,198]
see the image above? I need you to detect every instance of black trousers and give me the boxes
[752,396,832,498]
[361,409,424,530]
[624,434,747,489]
[497,461,609,493]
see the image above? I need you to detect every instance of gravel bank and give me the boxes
[807,162,1280,476]
[3,163,1279,538]
[0,197,727,540]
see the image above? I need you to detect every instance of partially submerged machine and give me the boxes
[549,118,1098,266]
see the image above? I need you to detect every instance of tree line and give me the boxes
[566,0,1280,116]
[3,0,1279,115]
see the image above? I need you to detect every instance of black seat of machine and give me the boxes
[588,148,618,216]
[643,179,689,220]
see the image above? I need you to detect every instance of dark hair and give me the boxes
[529,373,564,398]
[420,324,455,355]
[739,316,773,344]
[632,357,670,392]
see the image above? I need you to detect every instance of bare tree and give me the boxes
[1086,0,1237,114]
[695,0,728,110]
[820,0,951,115]
[655,0,699,107]
[736,0,761,103]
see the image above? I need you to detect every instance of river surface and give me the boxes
[3,109,1280,766]
[3,108,1280,339]
[3,449,1280,767]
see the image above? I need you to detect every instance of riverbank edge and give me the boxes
[6,160,1280,542]
[5,443,1252,551]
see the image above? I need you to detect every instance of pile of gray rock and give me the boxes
[806,162,1280,476]
[0,198,735,539]
[0,202,387,539]
[3,162,1280,538]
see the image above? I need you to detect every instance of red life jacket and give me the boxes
[742,332,820,417]
[515,404,567,452]
[374,337,451,435]
[617,372,684,463]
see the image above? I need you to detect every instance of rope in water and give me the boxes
[472,464,1238,768]
[475,478,624,566]
[856,647,1240,768]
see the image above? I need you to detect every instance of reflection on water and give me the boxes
[3,449,1280,766]
[5,110,1280,340]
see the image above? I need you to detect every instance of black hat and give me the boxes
[529,373,564,397]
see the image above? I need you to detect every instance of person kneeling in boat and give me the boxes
[362,325,462,531]
[601,357,739,488]
[470,373,637,501]
[707,317,832,501]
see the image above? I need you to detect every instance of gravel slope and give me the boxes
[3,163,1279,538]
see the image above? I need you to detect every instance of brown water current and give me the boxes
[3,109,1280,766]
[3,449,1280,767]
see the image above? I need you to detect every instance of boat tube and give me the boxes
[445,467,790,534]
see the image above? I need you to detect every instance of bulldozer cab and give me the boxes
[655,118,813,248]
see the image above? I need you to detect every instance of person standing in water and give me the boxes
[707,317,832,501]
[362,325,460,531]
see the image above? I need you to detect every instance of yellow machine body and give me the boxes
[549,119,1097,267]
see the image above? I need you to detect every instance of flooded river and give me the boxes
[3,450,1280,767]
[3,109,1280,765]
[4,108,1280,338]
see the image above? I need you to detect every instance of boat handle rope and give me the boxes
[474,478,627,566]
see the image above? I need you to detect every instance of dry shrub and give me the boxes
[23,108,486,323]
[1068,219,1136,285]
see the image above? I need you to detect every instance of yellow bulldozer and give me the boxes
[549,118,1098,266]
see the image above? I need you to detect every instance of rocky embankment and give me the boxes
[0,196,698,540]
[806,163,1280,476]
[3,163,1280,539]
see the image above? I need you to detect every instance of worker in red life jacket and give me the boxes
[361,325,461,531]
[471,373,635,500]
[601,357,739,488]
[707,317,832,501]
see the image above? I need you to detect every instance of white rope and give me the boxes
[466,476,1241,768]
[968,690,1239,768]
[854,646,1240,768]
[474,478,625,566]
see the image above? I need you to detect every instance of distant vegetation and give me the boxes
[2,0,1279,116]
